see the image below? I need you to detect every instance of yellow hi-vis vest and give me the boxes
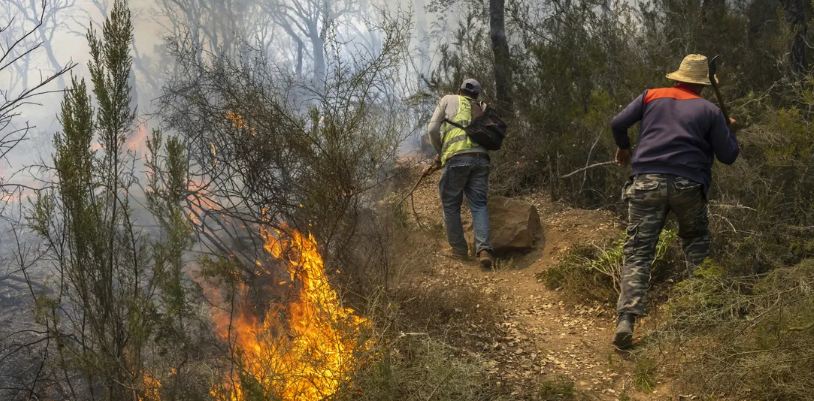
[441,96,479,165]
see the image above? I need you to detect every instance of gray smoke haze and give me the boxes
[0,0,473,263]
[0,0,460,360]
[0,2,475,391]
[2,0,462,169]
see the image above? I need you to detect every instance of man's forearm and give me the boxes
[611,95,644,149]
[428,124,442,152]
[612,128,631,149]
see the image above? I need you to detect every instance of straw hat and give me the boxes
[665,54,712,86]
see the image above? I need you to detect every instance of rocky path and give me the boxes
[401,169,674,400]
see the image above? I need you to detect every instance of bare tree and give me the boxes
[4,0,75,90]
[0,0,75,189]
[158,11,411,281]
[86,0,112,17]
[155,0,379,91]
[156,0,271,60]
[262,0,361,85]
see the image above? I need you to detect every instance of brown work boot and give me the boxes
[477,250,494,269]
[440,247,470,261]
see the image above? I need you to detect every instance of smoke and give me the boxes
[0,0,457,237]
[0,0,466,393]
[4,0,469,169]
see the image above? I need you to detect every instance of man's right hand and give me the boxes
[615,148,631,167]
[728,116,738,131]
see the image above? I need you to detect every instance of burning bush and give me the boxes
[209,227,370,401]
[158,12,413,295]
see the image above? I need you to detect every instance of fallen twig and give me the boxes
[397,331,429,338]
[787,322,814,332]
[709,202,757,212]
[710,213,737,233]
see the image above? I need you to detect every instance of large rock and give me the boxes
[466,196,543,254]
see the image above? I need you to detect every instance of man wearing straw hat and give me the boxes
[609,54,740,349]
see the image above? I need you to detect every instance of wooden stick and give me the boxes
[398,163,440,231]
[559,161,616,179]
[410,192,427,230]
[709,55,731,125]
[398,164,440,205]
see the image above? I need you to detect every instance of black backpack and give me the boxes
[444,103,508,151]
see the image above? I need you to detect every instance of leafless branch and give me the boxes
[560,160,616,178]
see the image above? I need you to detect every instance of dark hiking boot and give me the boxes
[613,313,636,350]
[441,247,470,261]
[477,250,494,269]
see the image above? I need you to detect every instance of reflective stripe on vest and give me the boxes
[441,95,478,165]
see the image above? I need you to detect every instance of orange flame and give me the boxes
[185,177,223,226]
[139,373,161,401]
[225,111,256,136]
[126,122,150,153]
[210,226,368,401]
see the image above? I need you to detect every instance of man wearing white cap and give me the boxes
[610,54,740,349]
[427,79,495,269]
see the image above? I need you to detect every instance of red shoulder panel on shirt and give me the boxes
[644,87,702,104]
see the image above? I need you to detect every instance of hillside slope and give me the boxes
[395,167,678,400]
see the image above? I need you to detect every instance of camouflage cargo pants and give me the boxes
[617,174,710,317]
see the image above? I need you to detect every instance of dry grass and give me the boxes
[535,375,581,400]
[644,259,814,399]
[339,336,507,401]
[332,195,512,401]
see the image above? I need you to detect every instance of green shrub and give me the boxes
[662,260,749,331]
[539,243,617,303]
[539,229,678,305]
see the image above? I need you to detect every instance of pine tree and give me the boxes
[30,1,193,399]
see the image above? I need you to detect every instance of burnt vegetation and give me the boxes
[0,0,813,400]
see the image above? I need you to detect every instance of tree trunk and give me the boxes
[311,35,326,86]
[489,0,513,115]
[311,22,326,87]
[296,40,304,78]
[782,0,810,75]
[414,0,430,85]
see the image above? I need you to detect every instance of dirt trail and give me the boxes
[401,170,673,400]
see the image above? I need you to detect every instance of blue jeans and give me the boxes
[439,154,493,255]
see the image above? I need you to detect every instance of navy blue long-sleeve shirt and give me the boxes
[611,85,739,193]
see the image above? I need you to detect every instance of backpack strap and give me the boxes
[443,97,489,131]
[443,118,466,130]
[470,99,485,119]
